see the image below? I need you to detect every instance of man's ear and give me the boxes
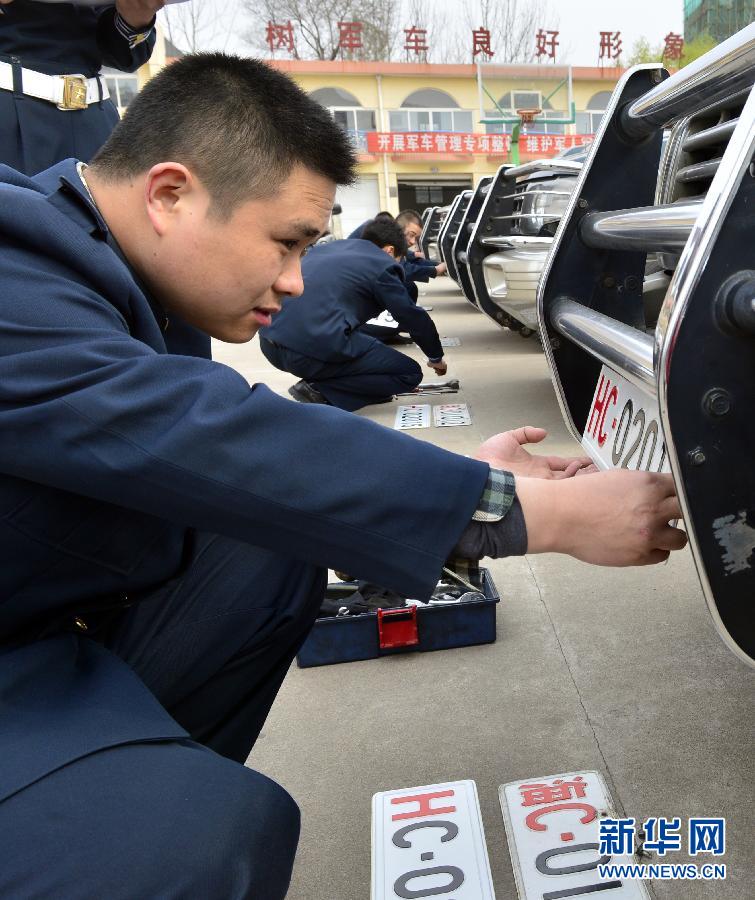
[382,244,397,258]
[144,162,197,236]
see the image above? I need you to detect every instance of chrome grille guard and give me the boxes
[538,24,755,666]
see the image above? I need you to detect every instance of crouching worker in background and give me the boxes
[0,52,688,900]
[260,219,447,410]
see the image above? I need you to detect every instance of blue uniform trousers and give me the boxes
[0,533,327,899]
[0,87,119,175]
[260,336,422,411]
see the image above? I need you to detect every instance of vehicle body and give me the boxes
[472,160,581,335]
[419,205,448,261]
[537,25,755,666]
[437,191,473,283]
[450,175,493,309]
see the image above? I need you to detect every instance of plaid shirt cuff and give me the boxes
[443,559,482,589]
[471,468,516,522]
[114,11,156,49]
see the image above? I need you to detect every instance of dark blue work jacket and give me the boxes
[262,239,443,361]
[346,221,438,284]
[347,219,370,239]
[0,1,156,173]
[0,161,488,801]
[404,249,438,284]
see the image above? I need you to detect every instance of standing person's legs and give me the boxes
[105,532,327,763]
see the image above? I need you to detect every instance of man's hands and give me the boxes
[474,426,594,479]
[516,469,687,566]
[435,262,448,276]
[427,358,447,375]
[115,0,165,29]
[470,426,686,566]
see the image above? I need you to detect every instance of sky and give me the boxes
[159,0,686,67]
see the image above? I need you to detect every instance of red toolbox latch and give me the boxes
[377,606,419,650]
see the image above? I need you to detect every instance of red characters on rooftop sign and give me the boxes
[472,27,494,59]
[598,30,622,61]
[663,32,685,60]
[535,29,560,61]
[338,21,363,53]
[404,26,429,56]
[265,21,295,55]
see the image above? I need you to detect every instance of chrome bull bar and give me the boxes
[461,161,580,330]
[451,176,493,307]
[419,204,449,260]
[538,23,755,666]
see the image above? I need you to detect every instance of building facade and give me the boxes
[268,59,625,234]
[111,34,628,236]
[683,0,754,44]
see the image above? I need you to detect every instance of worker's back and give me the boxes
[262,239,406,362]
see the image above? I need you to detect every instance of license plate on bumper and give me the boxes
[372,780,496,899]
[582,365,670,472]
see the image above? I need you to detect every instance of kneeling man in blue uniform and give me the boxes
[259,220,446,410]
[0,53,688,899]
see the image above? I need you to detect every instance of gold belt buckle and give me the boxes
[59,75,88,111]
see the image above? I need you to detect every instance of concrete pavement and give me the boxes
[214,276,754,899]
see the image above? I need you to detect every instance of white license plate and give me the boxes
[582,365,670,472]
[372,780,496,900]
[434,403,472,427]
[395,404,431,430]
[500,770,650,900]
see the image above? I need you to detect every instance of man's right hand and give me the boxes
[516,469,687,566]
[427,358,447,375]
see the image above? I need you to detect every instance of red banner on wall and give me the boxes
[365,132,594,156]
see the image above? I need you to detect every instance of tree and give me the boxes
[627,32,718,70]
[627,36,663,66]
[243,0,554,64]
[468,0,555,65]
[160,0,240,53]
[678,33,718,68]
[243,0,398,61]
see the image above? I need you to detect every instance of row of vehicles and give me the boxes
[420,150,585,337]
[421,25,755,668]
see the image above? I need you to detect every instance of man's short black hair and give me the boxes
[92,53,357,216]
[374,211,394,221]
[396,209,423,228]
[361,219,408,257]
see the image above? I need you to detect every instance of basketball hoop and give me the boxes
[516,108,542,124]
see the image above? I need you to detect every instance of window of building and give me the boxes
[310,87,362,107]
[310,87,377,143]
[332,108,377,132]
[102,67,138,115]
[576,90,612,134]
[401,88,459,108]
[390,88,473,133]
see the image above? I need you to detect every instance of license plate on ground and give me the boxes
[500,770,650,900]
[395,404,431,430]
[434,403,472,427]
[372,780,496,899]
[582,365,670,472]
